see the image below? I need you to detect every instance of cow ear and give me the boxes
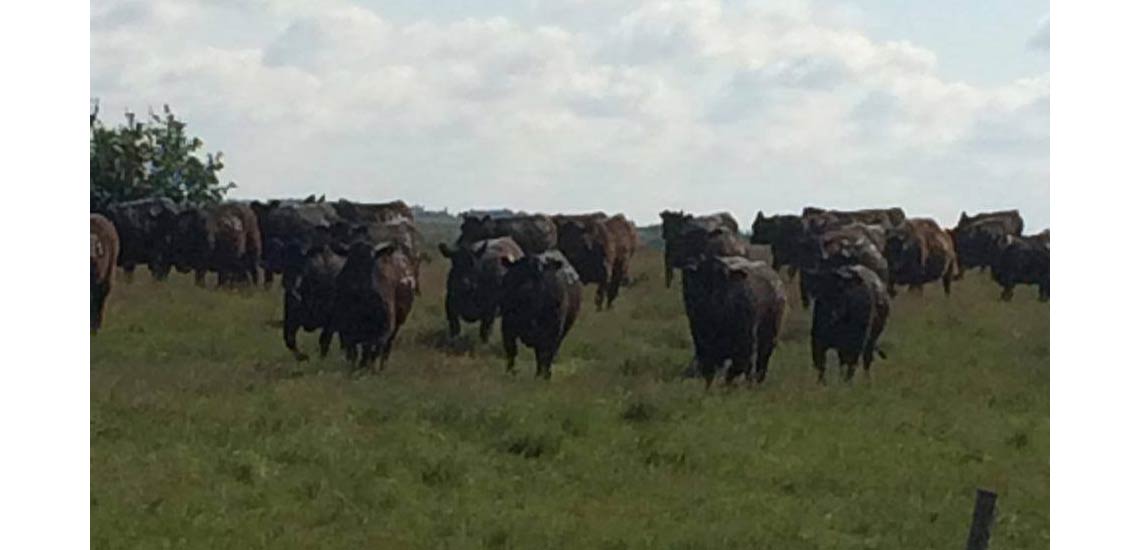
[373,242,396,258]
[438,242,453,258]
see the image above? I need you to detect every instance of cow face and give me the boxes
[441,241,490,294]
[659,210,687,240]
[459,215,494,243]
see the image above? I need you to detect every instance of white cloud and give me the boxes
[90,0,1049,229]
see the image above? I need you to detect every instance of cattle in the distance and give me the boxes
[281,226,348,361]
[251,198,343,287]
[171,202,263,287]
[439,237,524,342]
[332,240,417,370]
[805,264,890,384]
[660,210,740,287]
[798,224,890,308]
[681,256,786,388]
[553,213,638,310]
[802,206,906,229]
[750,212,805,272]
[499,251,583,379]
[457,214,558,256]
[103,197,180,281]
[331,199,414,225]
[991,230,1049,301]
[883,218,960,297]
[950,210,1025,274]
[90,214,121,334]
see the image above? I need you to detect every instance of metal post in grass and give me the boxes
[965,488,998,550]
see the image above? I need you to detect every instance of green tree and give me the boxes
[90,102,235,211]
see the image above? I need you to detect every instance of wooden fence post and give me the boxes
[965,488,998,550]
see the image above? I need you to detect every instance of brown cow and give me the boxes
[883,218,959,297]
[91,214,120,334]
[458,214,558,255]
[950,210,1025,273]
[172,202,263,287]
[554,213,635,310]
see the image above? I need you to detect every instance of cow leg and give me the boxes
[193,269,206,287]
[664,263,673,288]
[605,267,622,309]
[478,316,494,343]
[535,347,555,380]
[725,355,750,387]
[122,264,136,284]
[283,315,308,362]
[91,284,108,333]
[594,281,606,312]
[699,359,717,390]
[799,275,812,308]
[502,330,519,374]
[861,346,875,383]
[318,327,334,359]
[380,327,401,370]
[1038,281,1049,302]
[752,342,775,386]
[1000,286,1014,301]
[812,340,827,385]
[942,272,953,296]
[887,281,897,298]
[445,301,461,340]
[263,270,275,288]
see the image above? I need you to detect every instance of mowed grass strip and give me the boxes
[92,246,1048,549]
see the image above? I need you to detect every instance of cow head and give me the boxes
[171,207,210,273]
[502,254,564,292]
[659,210,687,240]
[459,215,494,243]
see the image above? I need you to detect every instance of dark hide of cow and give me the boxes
[91,213,121,333]
[499,251,583,379]
[439,237,524,342]
[806,264,890,384]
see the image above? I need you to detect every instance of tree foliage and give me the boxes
[90,102,235,211]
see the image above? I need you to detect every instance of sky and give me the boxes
[90,0,1049,231]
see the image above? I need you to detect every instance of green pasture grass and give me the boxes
[92,247,1048,549]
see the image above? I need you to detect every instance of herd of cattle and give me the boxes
[90,197,1049,385]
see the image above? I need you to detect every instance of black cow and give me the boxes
[750,212,805,272]
[499,251,583,379]
[104,197,180,281]
[332,240,417,370]
[171,202,263,287]
[991,231,1049,301]
[798,225,890,308]
[439,237,524,342]
[251,199,343,287]
[660,210,739,288]
[807,264,890,384]
[681,256,786,388]
[281,227,347,361]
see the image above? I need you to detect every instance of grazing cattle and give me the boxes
[251,199,343,287]
[883,218,959,297]
[281,228,347,361]
[439,237,524,342]
[806,264,890,384]
[332,240,417,370]
[750,212,805,271]
[681,256,786,388]
[796,222,889,307]
[802,207,906,228]
[331,199,414,225]
[90,214,120,334]
[660,211,740,287]
[950,210,1024,273]
[458,214,558,255]
[172,202,263,287]
[104,197,180,281]
[499,251,583,379]
[991,232,1049,301]
[554,213,637,310]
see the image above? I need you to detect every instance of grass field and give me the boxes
[91,243,1048,549]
